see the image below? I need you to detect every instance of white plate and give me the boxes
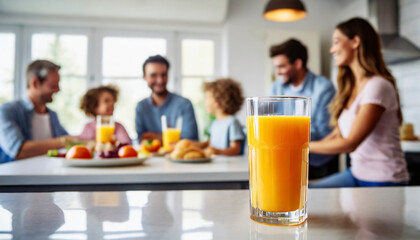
[169,157,212,164]
[60,156,148,167]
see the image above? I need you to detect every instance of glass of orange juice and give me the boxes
[161,115,181,152]
[96,115,115,143]
[246,96,311,226]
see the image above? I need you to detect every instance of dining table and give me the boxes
[0,155,249,192]
[0,186,419,239]
[1,140,419,192]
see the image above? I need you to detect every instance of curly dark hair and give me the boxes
[204,78,244,115]
[80,85,119,117]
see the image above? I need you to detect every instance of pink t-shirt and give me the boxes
[338,76,409,182]
[79,120,132,144]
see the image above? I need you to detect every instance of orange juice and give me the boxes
[96,126,115,143]
[247,116,310,212]
[163,128,181,152]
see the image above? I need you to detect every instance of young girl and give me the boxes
[199,78,245,156]
[310,18,409,187]
[79,85,131,144]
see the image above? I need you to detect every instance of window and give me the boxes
[31,33,88,135]
[180,38,217,140]
[3,24,220,140]
[0,32,15,104]
[102,36,167,139]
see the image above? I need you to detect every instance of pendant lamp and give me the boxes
[263,0,307,22]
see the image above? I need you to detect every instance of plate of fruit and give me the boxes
[48,143,147,167]
[138,139,166,156]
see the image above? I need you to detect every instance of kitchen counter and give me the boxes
[0,187,419,239]
[0,155,249,191]
[402,140,420,153]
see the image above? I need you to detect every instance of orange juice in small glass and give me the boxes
[161,115,182,152]
[246,96,311,226]
[163,128,181,152]
[96,115,115,143]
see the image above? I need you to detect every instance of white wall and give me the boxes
[0,0,228,24]
[223,0,368,123]
[388,0,420,135]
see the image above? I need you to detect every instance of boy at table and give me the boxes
[0,60,75,163]
[135,55,198,141]
[197,78,245,156]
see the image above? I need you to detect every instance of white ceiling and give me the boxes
[0,0,229,23]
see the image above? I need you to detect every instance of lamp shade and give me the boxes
[263,0,307,22]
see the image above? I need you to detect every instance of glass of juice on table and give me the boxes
[161,115,181,152]
[96,115,115,143]
[246,96,311,226]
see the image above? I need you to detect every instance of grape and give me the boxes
[96,143,128,159]
[99,149,118,159]
[103,151,112,158]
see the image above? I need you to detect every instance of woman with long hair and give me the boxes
[310,18,409,187]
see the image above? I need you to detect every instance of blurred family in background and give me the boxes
[0,17,409,188]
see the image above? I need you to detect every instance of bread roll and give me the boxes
[183,151,205,159]
[400,123,418,140]
[170,150,183,159]
[175,139,192,151]
[171,145,203,159]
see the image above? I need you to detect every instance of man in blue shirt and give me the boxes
[270,39,337,178]
[0,60,74,163]
[135,55,199,141]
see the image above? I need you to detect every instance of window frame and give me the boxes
[10,24,222,100]
[1,23,222,138]
[175,32,221,93]
[176,33,221,140]
[0,25,21,101]
[24,25,93,87]
[96,29,176,91]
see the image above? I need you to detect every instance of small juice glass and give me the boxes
[96,115,115,143]
[161,115,181,152]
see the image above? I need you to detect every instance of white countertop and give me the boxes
[401,140,420,153]
[0,155,249,186]
[0,187,419,239]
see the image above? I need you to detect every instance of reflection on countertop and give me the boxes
[1,187,420,239]
[340,188,404,240]
[250,221,307,240]
[0,193,64,239]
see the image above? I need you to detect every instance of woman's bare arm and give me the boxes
[310,104,385,154]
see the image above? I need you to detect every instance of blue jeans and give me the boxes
[309,169,408,188]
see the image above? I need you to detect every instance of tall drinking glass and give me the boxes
[246,96,311,226]
[96,115,115,143]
